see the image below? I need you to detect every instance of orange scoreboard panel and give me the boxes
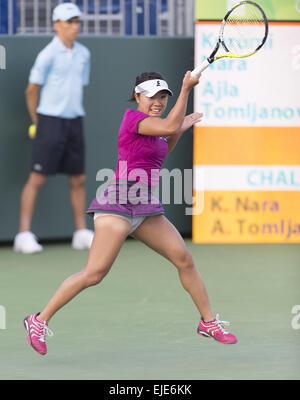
[192,22,300,243]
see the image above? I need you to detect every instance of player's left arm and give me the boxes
[166,112,203,154]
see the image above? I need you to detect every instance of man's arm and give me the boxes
[25,83,42,125]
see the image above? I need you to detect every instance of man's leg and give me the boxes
[69,174,86,231]
[14,172,46,253]
[19,172,47,232]
[69,174,94,249]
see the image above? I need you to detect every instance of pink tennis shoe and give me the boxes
[23,313,53,355]
[197,314,238,344]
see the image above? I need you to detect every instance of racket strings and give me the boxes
[223,3,267,56]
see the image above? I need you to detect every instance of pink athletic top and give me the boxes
[114,109,169,186]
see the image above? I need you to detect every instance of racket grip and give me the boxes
[191,59,211,76]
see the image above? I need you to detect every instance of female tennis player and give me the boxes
[23,71,237,355]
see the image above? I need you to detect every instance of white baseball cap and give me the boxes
[135,79,173,97]
[52,2,82,22]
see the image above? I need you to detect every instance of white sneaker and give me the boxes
[13,231,43,254]
[72,229,94,250]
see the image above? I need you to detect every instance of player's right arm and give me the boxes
[25,83,41,126]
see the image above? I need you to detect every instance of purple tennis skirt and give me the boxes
[86,180,165,217]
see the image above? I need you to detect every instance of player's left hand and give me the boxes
[180,112,203,133]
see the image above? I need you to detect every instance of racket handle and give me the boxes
[191,59,211,76]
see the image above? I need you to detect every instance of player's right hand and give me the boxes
[182,71,200,92]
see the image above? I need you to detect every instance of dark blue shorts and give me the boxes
[31,114,85,175]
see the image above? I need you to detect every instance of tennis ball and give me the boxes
[28,124,36,139]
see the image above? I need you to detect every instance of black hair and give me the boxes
[129,71,165,102]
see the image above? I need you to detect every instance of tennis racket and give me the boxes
[191,1,268,76]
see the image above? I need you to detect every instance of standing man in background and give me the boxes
[14,2,94,254]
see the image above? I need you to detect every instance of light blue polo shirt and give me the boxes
[29,35,90,119]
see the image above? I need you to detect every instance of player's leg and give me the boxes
[24,214,131,355]
[38,215,131,323]
[131,215,214,322]
[132,215,238,344]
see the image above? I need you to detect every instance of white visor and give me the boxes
[135,79,173,97]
